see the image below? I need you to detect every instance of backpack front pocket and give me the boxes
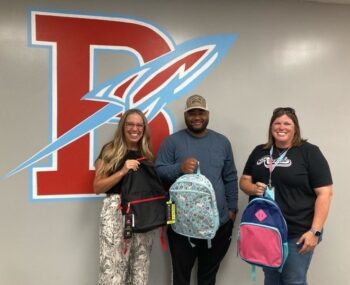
[172,190,216,238]
[239,223,283,268]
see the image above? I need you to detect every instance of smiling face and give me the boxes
[271,114,295,148]
[184,109,209,136]
[123,113,144,150]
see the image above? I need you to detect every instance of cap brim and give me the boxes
[184,106,208,112]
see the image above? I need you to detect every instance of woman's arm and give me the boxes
[297,185,333,254]
[312,185,333,231]
[239,174,266,196]
[93,159,140,194]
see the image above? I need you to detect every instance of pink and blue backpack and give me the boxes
[238,189,288,279]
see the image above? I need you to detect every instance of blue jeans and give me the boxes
[263,237,314,285]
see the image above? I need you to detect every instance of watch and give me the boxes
[310,228,322,237]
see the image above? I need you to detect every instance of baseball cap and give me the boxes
[184,95,209,112]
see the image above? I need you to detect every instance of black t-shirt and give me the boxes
[243,142,332,237]
[106,150,141,195]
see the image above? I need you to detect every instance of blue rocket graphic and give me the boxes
[5,33,237,178]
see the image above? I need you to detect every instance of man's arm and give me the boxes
[155,138,183,184]
[223,143,239,214]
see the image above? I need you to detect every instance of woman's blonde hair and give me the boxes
[96,109,153,176]
[263,107,307,149]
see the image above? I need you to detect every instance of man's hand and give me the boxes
[228,210,238,222]
[181,158,198,174]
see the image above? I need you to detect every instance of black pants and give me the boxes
[167,220,234,285]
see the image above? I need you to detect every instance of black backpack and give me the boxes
[121,158,168,235]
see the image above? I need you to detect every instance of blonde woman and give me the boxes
[94,109,155,285]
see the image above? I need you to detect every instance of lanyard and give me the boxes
[268,145,289,188]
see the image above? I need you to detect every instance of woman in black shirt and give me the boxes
[240,107,333,285]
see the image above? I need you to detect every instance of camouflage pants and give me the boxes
[98,194,154,285]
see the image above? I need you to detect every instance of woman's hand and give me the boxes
[93,159,140,194]
[121,159,141,174]
[296,231,319,254]
[254,182,266,196]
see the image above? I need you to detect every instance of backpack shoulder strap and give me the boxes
[197,161,201,174]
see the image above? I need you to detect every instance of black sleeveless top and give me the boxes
[106,150,141,195]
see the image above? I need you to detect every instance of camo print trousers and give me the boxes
[98,194,155,285]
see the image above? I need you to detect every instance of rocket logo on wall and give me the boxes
[6,10,237,200]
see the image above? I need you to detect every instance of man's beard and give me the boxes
[185,120,209,134]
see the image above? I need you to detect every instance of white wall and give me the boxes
[1,0,348,284]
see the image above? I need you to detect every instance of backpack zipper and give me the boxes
[129,195,166,205]
[125,195,166,214]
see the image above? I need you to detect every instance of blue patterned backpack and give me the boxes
[169,162,219,245]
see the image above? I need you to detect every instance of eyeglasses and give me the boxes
[273,107,295,115]
[125,122,144,130]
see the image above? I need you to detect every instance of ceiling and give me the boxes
[305,0,350,4]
